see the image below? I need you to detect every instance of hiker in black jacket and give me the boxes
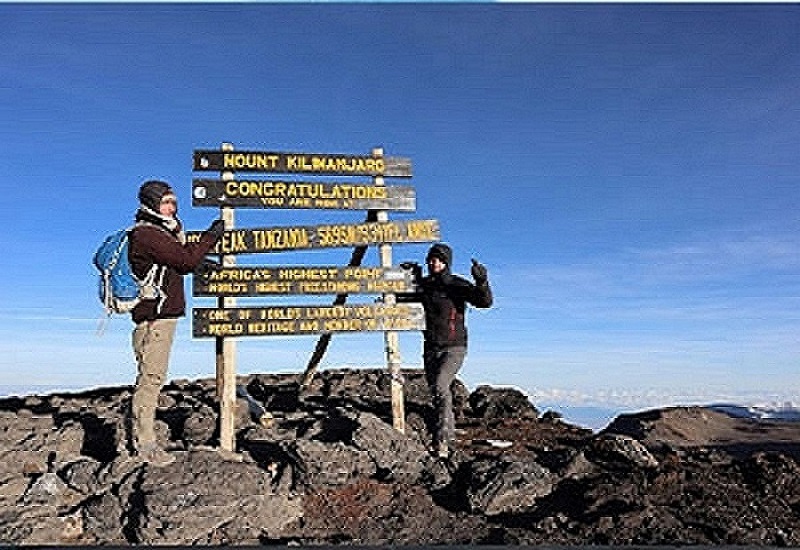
[399,243,493,458]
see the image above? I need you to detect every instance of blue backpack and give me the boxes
[93,227,164,315]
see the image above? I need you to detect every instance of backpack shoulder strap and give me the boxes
[131,222,171,314]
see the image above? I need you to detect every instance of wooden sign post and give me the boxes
[217,142,237,453]
[373,147,405,433]
[192,145,435,446]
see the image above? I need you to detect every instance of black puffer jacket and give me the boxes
[399,244,492,348]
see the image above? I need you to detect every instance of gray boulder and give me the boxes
[468,385,538,421]
[279,406,450,489]
[466,458,555,516]
[587,434,660,470]
[284,438,376,487]
[181,404,217,446]
[350,409,450,489]
[121,449,301,545]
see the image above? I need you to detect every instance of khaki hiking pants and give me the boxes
[131,318,177,450]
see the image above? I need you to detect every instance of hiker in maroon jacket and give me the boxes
[127,179,224,466]
[399,243,493,458]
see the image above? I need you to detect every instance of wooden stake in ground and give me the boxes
[216,142,237,453]
[372,148,405,433]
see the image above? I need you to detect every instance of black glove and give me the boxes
[206,219,225,242]
[194,257,220,278]
[471,258,488,284]
[400,261,423,284]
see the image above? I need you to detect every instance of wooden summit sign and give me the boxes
[194,265,417,297]
[193,150,413,177]
[193,303,425,338]
[192,179,416,211]
[193,143,423,441]
[186,219,440,255]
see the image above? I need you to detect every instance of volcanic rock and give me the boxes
[468,384,538,421]
[465,457,555,516]
[0,369,797,545]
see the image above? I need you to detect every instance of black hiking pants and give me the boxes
[423,344,467,447]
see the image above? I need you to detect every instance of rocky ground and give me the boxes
[1,368,798,545]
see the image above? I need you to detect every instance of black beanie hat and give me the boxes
[138,180,174,211]
[426,243,452,266]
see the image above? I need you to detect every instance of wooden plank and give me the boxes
[193,265,417,297]
[186,219,440,255]
[192,303,425,338]
[192,179,416,211]
[193,150,412,177]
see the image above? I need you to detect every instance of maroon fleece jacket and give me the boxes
[128,223,217,324]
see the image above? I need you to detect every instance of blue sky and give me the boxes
[1,4,798,428]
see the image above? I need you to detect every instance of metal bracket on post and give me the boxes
[216,142,238,453]
[374,147,406,434]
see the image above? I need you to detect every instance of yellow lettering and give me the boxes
[218,231,247,254]
[253,228,310,251]
[324,319,363,332]
[258,307,303,320]
[253,282,292,294]
[221,180,388,205]
[299,320,320,332]
[207,323,244,336]
[406,220,438,241]
[208,310,230,321]
[223,153,279,170]
[259,197,284,206]
[313,198,339,208]
[207,282,250,294]
[246,321,296,335]
[288,197,312,207]
[367,280,407,293]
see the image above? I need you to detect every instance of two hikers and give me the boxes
[120,180,492,464]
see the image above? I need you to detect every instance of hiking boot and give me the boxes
[138,446,175,467]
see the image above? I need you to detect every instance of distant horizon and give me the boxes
[2,364,797,433]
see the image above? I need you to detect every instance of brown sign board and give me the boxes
[192,303,425,338]
[193,265,417,297]
[192,179,416,211]
[193,150,412,177]
[186,219,440,255]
